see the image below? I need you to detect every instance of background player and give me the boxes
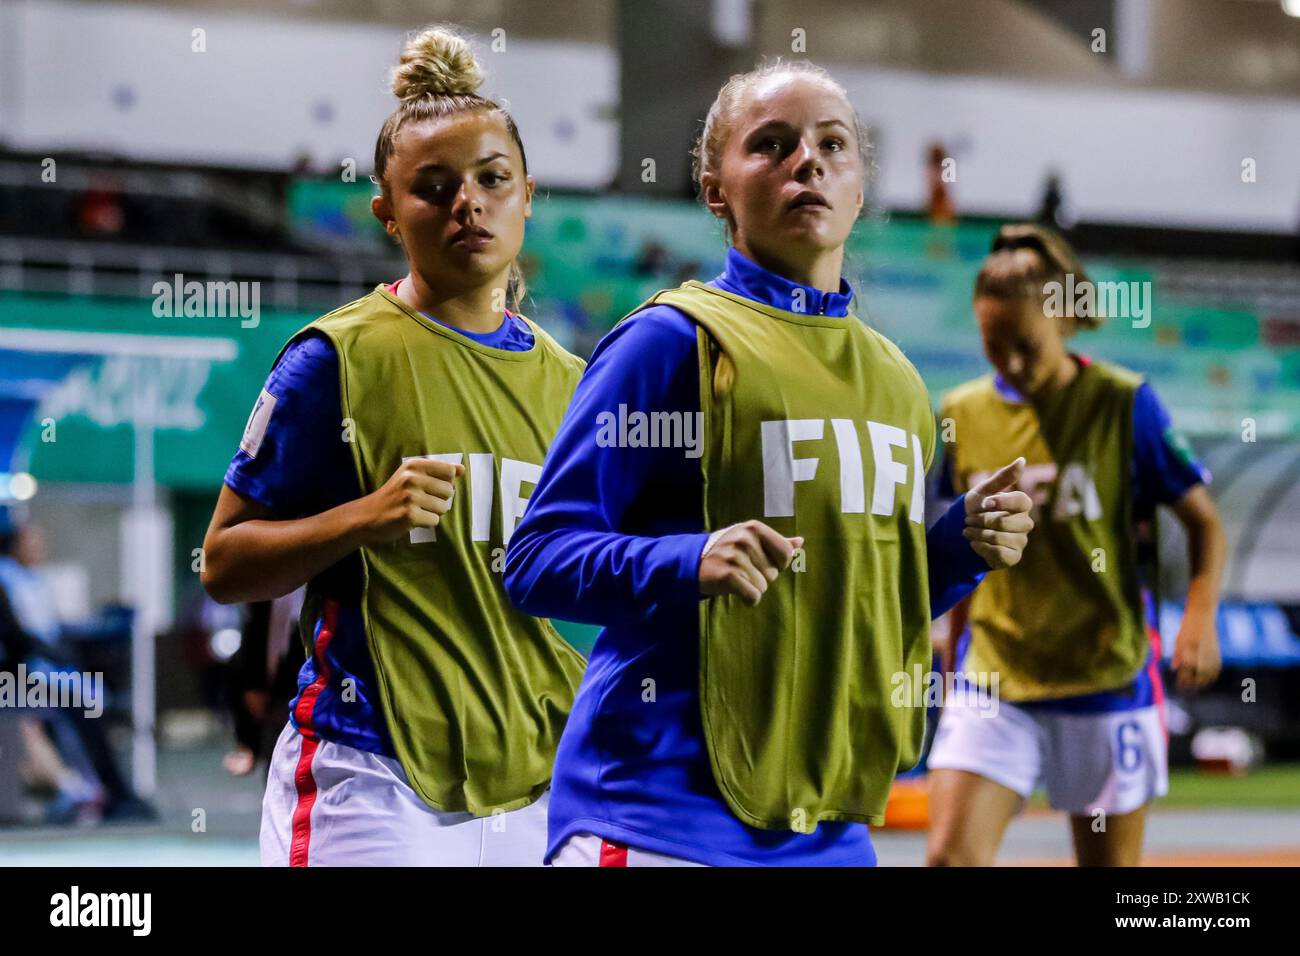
[926,224,1226,867]
[201,25,587,866]
[505,59,1033,867]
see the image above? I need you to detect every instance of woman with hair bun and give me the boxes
[201,25,586,866]
[925,224,1225,866]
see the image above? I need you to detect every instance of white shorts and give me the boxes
[260,722,550,866]
[549,833,708,867]
[927,691,1168,816]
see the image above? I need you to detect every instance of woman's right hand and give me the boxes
[203,459,464,605]
[358,457,464,545]
[699,520,803,607]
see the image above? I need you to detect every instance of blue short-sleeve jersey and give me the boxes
[223,289,534,753]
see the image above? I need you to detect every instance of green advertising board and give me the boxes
[2,290,316,489]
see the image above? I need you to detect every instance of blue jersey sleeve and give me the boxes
[927,496,987,617]
[224,332,360,517]
[1131,380,1208,517]
[504,307,712,627]
[935,448,957,500]
[924,436,986,616]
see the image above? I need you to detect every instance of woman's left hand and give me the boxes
[1171,610,1222,693]
[963,457,1035,569]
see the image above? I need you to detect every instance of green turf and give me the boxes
[1023,763,1300,811]
[1156,764,1300,809]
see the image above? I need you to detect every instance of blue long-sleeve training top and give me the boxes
[505,247,987,866]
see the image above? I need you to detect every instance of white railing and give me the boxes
[0,236,404,311]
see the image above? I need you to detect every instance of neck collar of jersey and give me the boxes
[713,247,853,318]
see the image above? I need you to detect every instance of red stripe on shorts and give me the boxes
[293,600,338,734]
[289,734,321,867]
[287,600,338,866]
[599,839,629,868]
[1147,624,1168,740]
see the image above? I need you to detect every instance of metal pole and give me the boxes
[129,360,157,797]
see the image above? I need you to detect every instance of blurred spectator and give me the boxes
[0,508,154,823]
[0,579,102,823]
[925,142,957,225]
[634,240,670,276]
[75,176,125,239]
[17,714,102,823]
[174,582,242,715]
[222,589,305,778]
[673,260,702,288]
[1037,170,1075,229]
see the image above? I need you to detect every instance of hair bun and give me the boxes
[391,26,483,102]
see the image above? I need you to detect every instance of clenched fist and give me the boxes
[360,457,463,545]
[963,457,1034,569]
[699,519,803,607]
